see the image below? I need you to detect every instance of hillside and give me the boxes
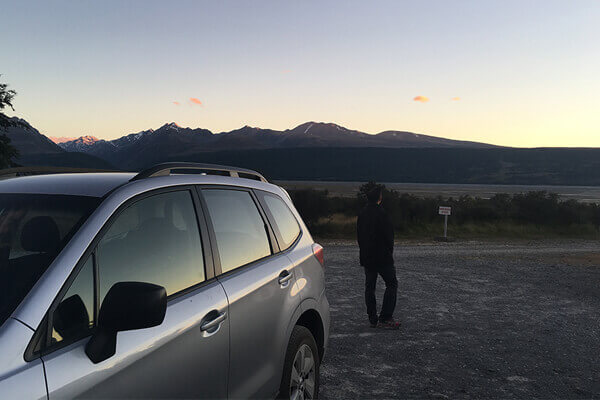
[130,147,600,186]
[2,117,115,169]
[3,118,64,155]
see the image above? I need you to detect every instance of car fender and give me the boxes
[279,296,322,369]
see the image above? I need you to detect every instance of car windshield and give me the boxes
[0,193,101,327]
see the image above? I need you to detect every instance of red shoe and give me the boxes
[377,319,400,330]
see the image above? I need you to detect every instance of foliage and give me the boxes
[0,75,18,129]
[288,186,600,239]
[357,181,385,204]
[287,189,331,228]
[0,135,18,169]
[0,76,20,167]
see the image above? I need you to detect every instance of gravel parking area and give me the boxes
[319,240,600,399]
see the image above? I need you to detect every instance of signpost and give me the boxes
[438,206,451,239]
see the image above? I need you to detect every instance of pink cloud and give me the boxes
[173,101,180,106]
[190,97,203,105]
[413,95,429,103]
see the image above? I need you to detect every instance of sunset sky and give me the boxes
[2,0,599,147]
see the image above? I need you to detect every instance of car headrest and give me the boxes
[53,294,90,339]
[164,199,186,230]
[21,216,61,253]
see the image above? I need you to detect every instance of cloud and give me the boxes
[451,97,461,101]
[190,97,203,105]
[173,101,180,106]
[413,96,429,103]
[282,69,292,74]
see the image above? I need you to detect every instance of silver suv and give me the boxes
[0,163,329,399]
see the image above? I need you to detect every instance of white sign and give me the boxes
[438,206,451,216]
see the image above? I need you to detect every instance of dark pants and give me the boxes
[364,265,398,323]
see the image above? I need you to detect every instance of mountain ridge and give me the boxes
[4,117,64,155]
[1,117,115,169]
[55,121,600,152]
[5,118,600,186]
[55,120,499,149]
[49,120,499,169]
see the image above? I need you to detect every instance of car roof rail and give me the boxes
[0,166,118,179]
[130,162,268,183]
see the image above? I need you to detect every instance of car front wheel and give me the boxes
[278,325,320,400]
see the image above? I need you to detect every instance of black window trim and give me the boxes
[195,185,281,278]
[25,185,215,361]
[253,189,302,253]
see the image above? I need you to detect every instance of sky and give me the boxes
[2,0,599,147]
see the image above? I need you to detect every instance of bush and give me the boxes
[287,185,600,239]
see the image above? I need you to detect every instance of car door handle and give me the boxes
[278,270,293,286]
[200,311,227,332]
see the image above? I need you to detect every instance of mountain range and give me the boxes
[51,121,497,169]
[4,118,600,185]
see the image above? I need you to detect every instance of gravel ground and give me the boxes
[318,240,600,399]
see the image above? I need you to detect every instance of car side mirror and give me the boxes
[85,281,166,364]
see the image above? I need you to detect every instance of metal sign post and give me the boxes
[438,206,451,239]
[444,214,448,238]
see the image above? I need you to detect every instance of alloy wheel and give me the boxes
[289,344,316,400]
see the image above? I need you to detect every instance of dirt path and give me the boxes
[319,240,600,399]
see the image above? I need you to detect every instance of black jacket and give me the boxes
[357,203,394,269]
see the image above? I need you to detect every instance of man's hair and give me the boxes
[366,186,382,203]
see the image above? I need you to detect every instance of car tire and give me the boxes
[278,325,320,400]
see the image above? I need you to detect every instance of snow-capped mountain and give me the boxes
[50,120,497,169]
[58,135,101,152]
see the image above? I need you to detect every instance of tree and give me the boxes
[358,181,386,206]
[0,134,18,168]
[0,76,20,168]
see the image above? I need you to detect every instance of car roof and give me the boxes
[0,171,285,198]
[0,173,136,197]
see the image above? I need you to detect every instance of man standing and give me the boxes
[357,186,400,329]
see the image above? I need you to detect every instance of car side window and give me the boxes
[259,193,301,250]
[96,190,205,303]
[50,256,95,344]
[202,189,271,273]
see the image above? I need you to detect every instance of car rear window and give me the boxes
[202,189,271,273]
[259,193,301,250]
[0,194,100,328]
